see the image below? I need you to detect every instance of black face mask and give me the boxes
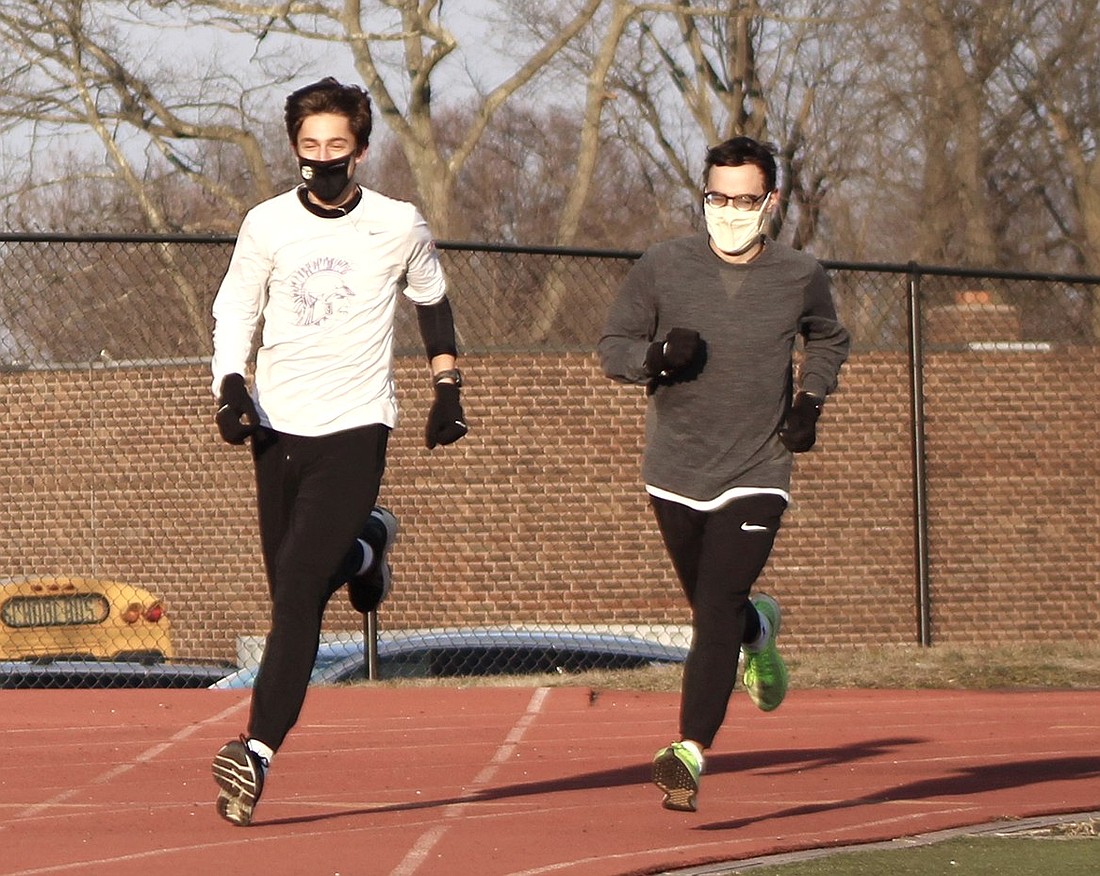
[298,154,354,203]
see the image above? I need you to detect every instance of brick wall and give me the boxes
[1,349,1097,664]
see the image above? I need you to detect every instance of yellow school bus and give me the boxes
[0,576,174,662]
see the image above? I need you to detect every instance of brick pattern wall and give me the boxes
[2,348,1096,664]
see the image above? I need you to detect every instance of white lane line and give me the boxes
[388,687,551,876]
[13,698,249,821]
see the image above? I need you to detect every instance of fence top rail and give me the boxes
[0,231,236,245]
[2,232,1098,285]
[819,258,1100,286]
[0,232,642,261]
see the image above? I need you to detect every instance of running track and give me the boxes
[2,687,1098,875]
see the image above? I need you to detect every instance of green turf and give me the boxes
[710,829,1099,875]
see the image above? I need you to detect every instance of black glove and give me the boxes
[215,373,260,445]
[425,383,468,449]
[779,392,823,453]
[644,328,702,377]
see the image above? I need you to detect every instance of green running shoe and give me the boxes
[652,742,703,812]
[742,593,789,712]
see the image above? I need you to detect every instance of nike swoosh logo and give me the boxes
[740,522,770,532]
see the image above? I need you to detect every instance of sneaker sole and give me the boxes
[752,592,782,638]
[373,506,399,602]
[349,507,399,612]
[373,506,399,550]
[652,752,698,812]
[212,743,261,826]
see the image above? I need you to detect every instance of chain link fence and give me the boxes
[2,233,1098,688]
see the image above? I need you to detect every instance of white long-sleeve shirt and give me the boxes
[211,187,447,436]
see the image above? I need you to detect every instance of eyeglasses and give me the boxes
[703,190,769,211]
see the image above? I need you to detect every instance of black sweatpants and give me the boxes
[651,492,787,748]
[247,423,389,751]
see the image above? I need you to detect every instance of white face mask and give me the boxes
[704,194,771,256]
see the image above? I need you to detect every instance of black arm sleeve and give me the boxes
[415,296,458,359]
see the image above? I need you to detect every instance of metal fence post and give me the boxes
[906,262,932,646]
[365,610,380,680]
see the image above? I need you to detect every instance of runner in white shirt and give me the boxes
[209,78,468,827]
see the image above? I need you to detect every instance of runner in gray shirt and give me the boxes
[599,136,849,812]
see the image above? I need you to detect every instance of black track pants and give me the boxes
[651,493,787,748]
[247,424,389,751]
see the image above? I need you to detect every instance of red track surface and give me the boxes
[2,687,1098,875]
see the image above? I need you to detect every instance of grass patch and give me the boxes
[721,832,1100,875]
[359,642,1100,692]
[786,642,1100,690]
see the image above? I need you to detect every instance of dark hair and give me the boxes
[284,77,373,150]
[704,136,778,192]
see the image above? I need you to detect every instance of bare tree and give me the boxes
[998,0,1100,340]
[0,0,304,347]
[830,0,1100,276]
[374,101,691,248]
[5,0,1100,283]
[904,0,1027,267]
[161,0,608,239]
[573,1,876,256]
[1003,0,1100,275]
[0,1,286,227]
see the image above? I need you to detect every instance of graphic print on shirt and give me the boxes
[290,257,355,327]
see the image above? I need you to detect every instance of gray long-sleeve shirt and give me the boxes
[598,234,850,502]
